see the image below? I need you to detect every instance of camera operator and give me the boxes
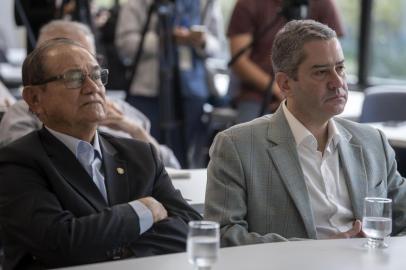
[115,0,226,167]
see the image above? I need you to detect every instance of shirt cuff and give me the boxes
[128,200,153,234]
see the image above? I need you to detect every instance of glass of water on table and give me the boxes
[187,220,220,270]
[362,197,392,248]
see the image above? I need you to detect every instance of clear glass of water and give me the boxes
[362,197,392,248]
[187,220,220,270]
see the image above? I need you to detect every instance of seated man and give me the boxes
[0,20,180,169]
[0,38,201,269]
[204,20,406,246]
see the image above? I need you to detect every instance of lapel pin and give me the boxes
[116,167,125,175]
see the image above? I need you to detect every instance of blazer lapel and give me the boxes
[336,121,367,219]
[99,135,130,205]
[39,128,107,211]
[267,108,317,239]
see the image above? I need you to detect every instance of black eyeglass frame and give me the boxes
[30,68,109,89]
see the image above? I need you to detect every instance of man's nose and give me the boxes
[81,75,100,94]
[328,70,345,90]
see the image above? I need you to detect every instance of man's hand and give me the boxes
[100,99,162,151]
[138,197,168,223]
[330,220,363,239]
[173,27,205,48]
[0,97,13,108]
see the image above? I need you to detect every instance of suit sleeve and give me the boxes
[0,151,142,267]
[378,130,406,236]
[130,143,202,256]
[204,132,293,247]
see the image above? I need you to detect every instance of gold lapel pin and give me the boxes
[116,167,125,175]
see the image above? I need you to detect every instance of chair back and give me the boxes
[359,85,406,123]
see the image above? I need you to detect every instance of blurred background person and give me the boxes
[115,0,226,167]
[14,0,94,53]
[228,0,344,123]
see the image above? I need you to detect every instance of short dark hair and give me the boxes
[22,38,87,86]
[271,20,337,79]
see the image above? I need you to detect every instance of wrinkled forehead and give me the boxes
[43,44,98,74]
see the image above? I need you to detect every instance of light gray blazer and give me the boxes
[204,105,406,247]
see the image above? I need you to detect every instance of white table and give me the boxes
[62,236,406,270]
[368,122,406,148]
[167,168,207,213]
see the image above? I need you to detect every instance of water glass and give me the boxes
[362,197,392,248]
[187,220,220,270]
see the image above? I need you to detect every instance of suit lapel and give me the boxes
[39,128,107,211]
[336,121,367,219]
[267,108,317,239]
[99,135,130,205]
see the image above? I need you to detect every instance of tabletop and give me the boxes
[62,236,406,270]
[368,122,406,148]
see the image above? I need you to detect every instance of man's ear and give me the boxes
[275,72,292,97]
[22,86,43,115]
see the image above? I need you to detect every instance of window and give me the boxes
[336,0,360,84]
[369,0,406,83]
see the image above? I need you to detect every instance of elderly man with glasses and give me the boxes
[0,38,201,270]
[0,20,181,169]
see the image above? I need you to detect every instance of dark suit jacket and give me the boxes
[0,128,201,269]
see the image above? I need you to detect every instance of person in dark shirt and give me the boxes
[228,0,344,123]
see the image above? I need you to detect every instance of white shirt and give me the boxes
[282,102,354,239]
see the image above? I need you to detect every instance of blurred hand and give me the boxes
[138,197,168,223]
[100,99,161,150]
[99,99,127,129]
[173,27,205,48]
[62,0,76,16]
[330,220,363,239]
[0,97,13,108]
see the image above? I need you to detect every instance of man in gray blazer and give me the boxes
[204,20,406,247]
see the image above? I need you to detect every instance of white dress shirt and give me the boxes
[282,102,354,239]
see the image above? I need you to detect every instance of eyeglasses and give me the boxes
[32,68,109,89]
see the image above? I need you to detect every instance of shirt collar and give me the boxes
[282,101,341,150]
[45,127,102,159]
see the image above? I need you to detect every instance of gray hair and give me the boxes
[38,20,95,53]
[22,38,87,86]
[271,19,337,79]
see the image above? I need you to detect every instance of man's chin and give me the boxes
[331,105,346,116]
[83,113,107,125]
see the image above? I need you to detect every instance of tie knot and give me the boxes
[76,141,95,166]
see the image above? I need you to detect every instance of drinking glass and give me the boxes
[362,197,392,248]
[187,220,220,270]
